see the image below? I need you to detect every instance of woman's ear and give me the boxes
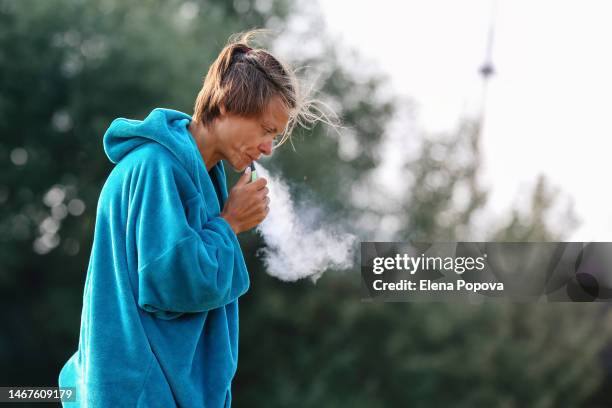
[219,104,226,116]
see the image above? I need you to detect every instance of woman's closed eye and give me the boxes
[263,127,279,139]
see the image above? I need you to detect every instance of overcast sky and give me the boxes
[315,0,612,240]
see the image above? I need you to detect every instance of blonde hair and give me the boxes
[193,29,339,148]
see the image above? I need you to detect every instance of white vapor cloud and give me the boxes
[255,164,356,283]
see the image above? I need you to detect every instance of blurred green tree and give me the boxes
[237,102,612,407]
[235,36,612,406]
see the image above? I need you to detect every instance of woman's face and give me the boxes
[216,96,289,171]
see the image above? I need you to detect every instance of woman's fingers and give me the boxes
[249,177,267,191]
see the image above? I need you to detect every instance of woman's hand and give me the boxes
[221,169,270,234]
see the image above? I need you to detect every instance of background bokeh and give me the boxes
[1,0,612,406]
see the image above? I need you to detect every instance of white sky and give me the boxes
[316,0,612,240]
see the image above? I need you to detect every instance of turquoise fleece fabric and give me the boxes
[58,108,250,407]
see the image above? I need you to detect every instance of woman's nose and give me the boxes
[258,141,273,156]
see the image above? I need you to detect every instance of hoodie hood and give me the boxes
[103,108,199,179]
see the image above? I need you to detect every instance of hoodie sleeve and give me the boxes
[131,153,250,319]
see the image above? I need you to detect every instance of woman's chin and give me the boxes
[229,155,251,172]
[230,161,249,173]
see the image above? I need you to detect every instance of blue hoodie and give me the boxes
[58,108,250,407]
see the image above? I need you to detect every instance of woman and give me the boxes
[58,30,327,407]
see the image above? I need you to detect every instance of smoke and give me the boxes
[254,164,356,283]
